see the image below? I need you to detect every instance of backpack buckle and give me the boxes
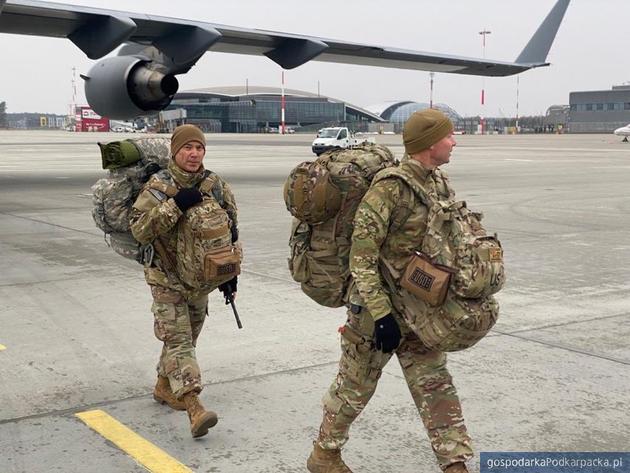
[140,243,155,267]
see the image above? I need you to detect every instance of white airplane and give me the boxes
[0,0,570,119]
[613,124,630,142]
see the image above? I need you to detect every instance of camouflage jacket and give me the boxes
[349,158,454,320]
[129,160,238,295]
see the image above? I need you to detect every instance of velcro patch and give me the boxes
[217,263,237,276]
[408,267,435,291]
[489,247,503,262]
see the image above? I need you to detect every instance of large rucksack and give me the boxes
[91,138,171,262]
[283,143,398,307]
[374,166,505,352]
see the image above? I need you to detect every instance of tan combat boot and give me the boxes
[444,462,469,473]
[182,392,218,438]
[153,376,186,411]
[306,443,353,473]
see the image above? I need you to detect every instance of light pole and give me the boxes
[280,70,285,134]
[70,67,77,132]
[515,75,520,133]
[479,29,491,134]
[429,72,435,109]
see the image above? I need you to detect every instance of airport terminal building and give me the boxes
[166,86,384,133]
[568,85,630,133]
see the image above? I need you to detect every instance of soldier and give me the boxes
[130,124,239,438]
[307,109,472,473]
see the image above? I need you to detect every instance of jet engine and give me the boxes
[83,55,178,119]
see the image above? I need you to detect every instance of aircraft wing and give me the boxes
[0,0,569,77]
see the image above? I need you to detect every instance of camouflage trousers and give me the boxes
[316,306,473,470]
[150,285,208,399]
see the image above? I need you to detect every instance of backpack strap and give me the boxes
[200,169,239,242]
[372,167,433,205]
[143,173,181,276]
[199,169,226,208]
[146,171,178,201]
[147,180,178,199]
[147,170,226,209]
[371,167,435,232]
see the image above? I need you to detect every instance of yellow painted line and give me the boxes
[0,344,6,351]
[75,409,192,473]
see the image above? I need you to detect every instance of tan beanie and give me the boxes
[170,124,206,157]
[403,109,453,155]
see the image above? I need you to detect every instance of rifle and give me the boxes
[222,290,243,329]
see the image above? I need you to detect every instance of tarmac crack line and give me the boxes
[0,269,290,289]
[3,335,629,426]
[489,329,630,366]
[0,360,339,426]
[241,268,295,284]
[382,333,630,384]
[0,271,122,288]
[497,310,630,336]
[0,211,296,285]
[0,210,100,237]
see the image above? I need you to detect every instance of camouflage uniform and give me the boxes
[130,159,238,399]
[316,158,473,471]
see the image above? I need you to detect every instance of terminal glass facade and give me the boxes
[378,102,463,132]
[168,91,359,132]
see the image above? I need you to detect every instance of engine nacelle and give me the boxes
[84,55,179,119]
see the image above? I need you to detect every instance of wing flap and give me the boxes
[153,24,222,66]
[264,38,329,70]
[68,15,136,59]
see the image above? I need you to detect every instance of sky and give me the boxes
[0,0,628,118]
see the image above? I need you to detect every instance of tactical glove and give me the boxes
[219,276,238,301]
[174,188,203,211]
[373,314,401,353]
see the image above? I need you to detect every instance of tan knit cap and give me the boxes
[403,109,453,155]
[170,124,206,157]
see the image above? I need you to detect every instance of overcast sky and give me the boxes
[1,0,627,117]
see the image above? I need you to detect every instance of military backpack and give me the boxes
[283,143,398,307]
[92,137,229,265]
[91,138,172,262]
[138,170,241,291]
[374,166,505,352]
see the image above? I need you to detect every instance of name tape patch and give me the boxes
[409,268,434,291]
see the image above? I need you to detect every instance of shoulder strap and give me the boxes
[389,182,414,232]
[372,167,443,234]
[198,170,225,208]
[148,170,226,208]
[373,167,434,207]
[148,180,178,198]
[147,172,178,199]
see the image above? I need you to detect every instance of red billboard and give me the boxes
[75,106,109,132]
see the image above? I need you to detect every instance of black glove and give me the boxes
[173,188,203,211]
[373,314,401,353]
[218,276,238,303]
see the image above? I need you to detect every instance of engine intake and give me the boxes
[84,55,179,119]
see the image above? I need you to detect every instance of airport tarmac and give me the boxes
[0,130,629,473]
